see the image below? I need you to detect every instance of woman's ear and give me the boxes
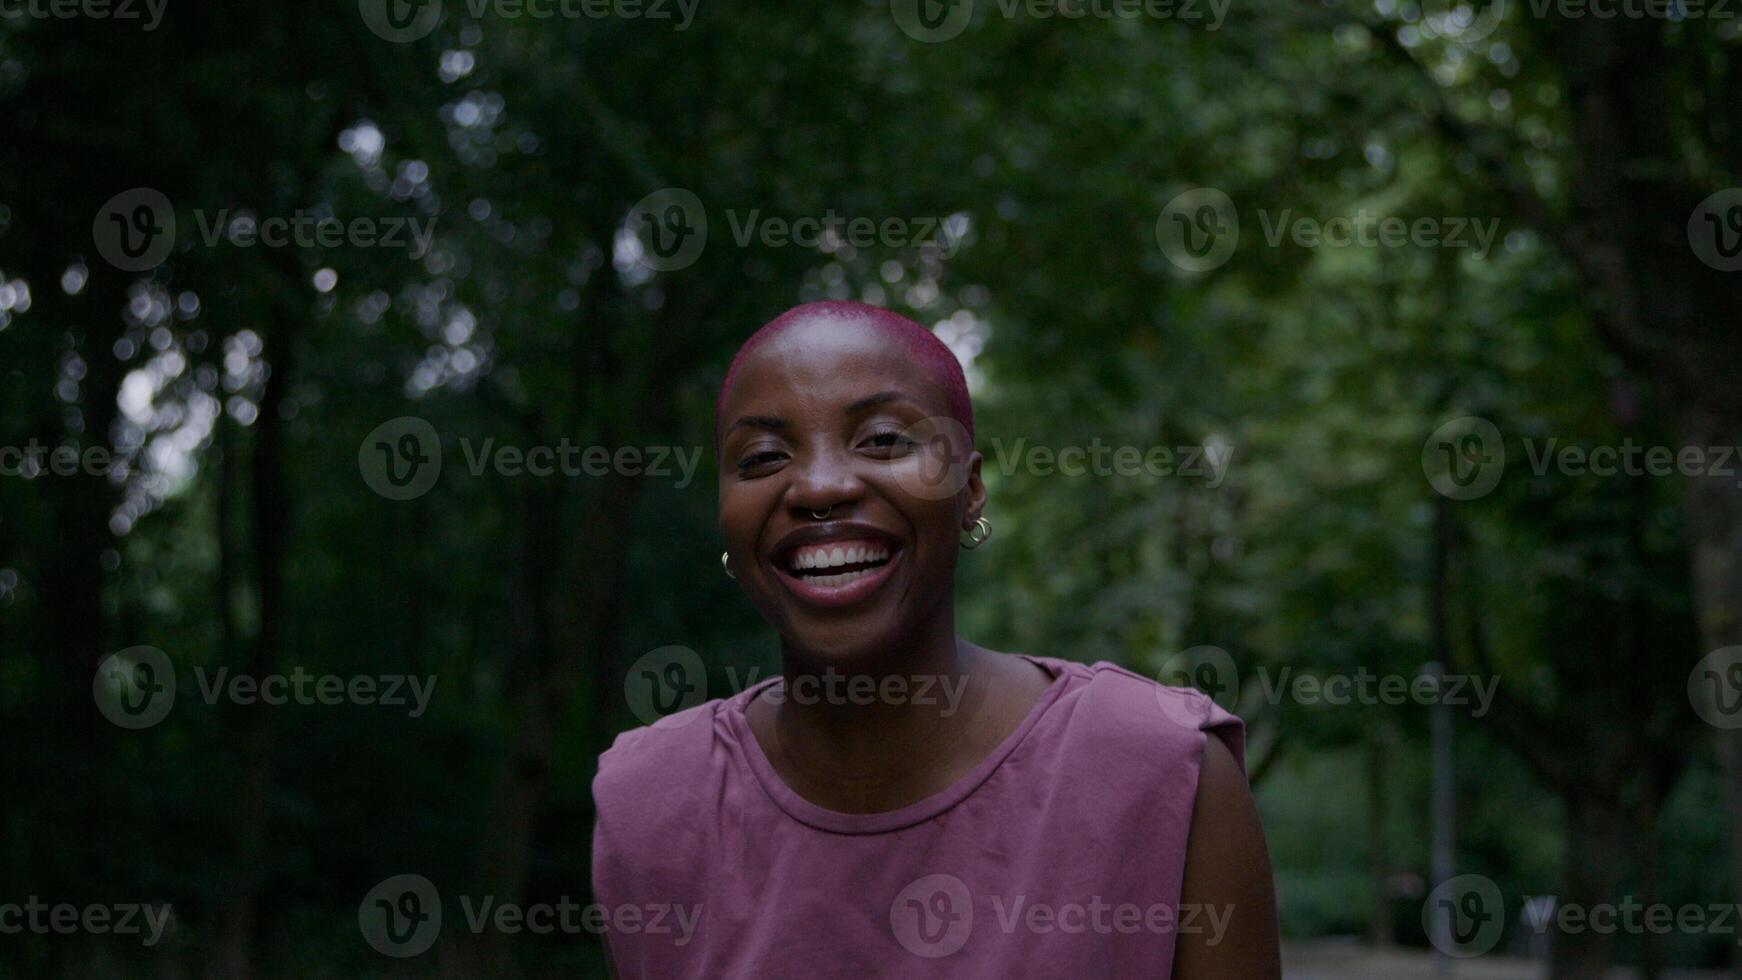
[961,451,986,529]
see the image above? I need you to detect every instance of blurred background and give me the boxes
[2,0,1740,977]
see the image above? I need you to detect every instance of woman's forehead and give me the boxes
[727,316,946,407]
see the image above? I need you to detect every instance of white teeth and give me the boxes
[787,542,896,574]
[808,567,875,588]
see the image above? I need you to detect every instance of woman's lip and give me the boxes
[772,547,902,610]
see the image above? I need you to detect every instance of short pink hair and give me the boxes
[716,301,974,442]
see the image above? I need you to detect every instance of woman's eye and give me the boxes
[736,451,786,473]
[861,430,917,455]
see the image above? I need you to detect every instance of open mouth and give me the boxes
[781,540,896,589]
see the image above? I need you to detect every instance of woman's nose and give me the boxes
[785,449,863,515]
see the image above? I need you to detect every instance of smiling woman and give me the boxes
[590,301,1280,979]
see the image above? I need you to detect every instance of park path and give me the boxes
[1284,941,1732,979]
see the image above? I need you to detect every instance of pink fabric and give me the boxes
[714,301,975,443]
[591,655,1244,978]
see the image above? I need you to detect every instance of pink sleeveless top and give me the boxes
[590,655,1244,978]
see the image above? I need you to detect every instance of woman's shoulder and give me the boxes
[593,698,732,803]
[1029,655,1246,772]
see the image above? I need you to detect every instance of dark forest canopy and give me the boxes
[1,2,1739,976]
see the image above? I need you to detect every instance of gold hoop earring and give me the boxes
[961,517,992,550]
[721,551,735,579]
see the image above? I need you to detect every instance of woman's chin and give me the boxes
[777,625,908,672]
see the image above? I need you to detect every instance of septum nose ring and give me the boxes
[809,507,832,520]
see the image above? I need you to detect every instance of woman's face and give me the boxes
[717,313,984,664]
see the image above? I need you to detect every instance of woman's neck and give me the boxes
[749,630,1052,815]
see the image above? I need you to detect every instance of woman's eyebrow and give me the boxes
[845,391,917,413]
[725,415,789,436]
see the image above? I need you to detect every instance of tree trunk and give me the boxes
[1548,797,1630,980]
[1679,406,1742,974]
[215,288,299,979]
[1366,727,1394,948]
